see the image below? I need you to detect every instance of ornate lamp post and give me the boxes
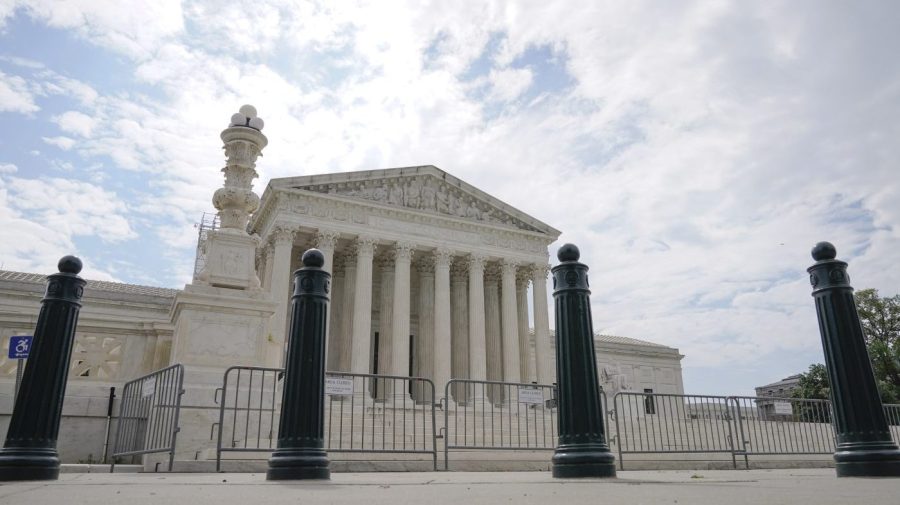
[267,249,331,480]
[551,244,616,478]
[808,241,900,477]
[0,256,85,481]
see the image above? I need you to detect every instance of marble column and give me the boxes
[500,260,521,385]
[326,256,345,371]
[350,237,376,375]
[268,226,295,361]
[416,255,436,403]
[516,272,533,383]
[468,254,487,404]
[450,258,469,405]
[433,249,453,406]
[391,242,413,404]
[262,244,274,291]
[376,255,395,400]
[316,230,339,369]
[532,264,553,385]
[337,251,357,372]
[483,264,503,404]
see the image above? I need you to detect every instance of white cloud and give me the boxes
[0,163,16,174]
[0,70,39,113]
[42,136,76,150]
[53,110,96,137]
[488,67,533,102]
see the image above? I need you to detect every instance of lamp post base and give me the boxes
[835,448,900,477]
[266,448,330,481]
[0,447,60,481]
[552,445,617,478]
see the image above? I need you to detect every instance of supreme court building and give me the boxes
[249,165,558,402]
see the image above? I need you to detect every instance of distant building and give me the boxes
[754,374,803,419]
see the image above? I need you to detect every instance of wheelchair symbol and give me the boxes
[15,340,29,353]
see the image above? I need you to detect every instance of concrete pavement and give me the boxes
[1,469,898,505]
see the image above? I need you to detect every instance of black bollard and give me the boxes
[0,256,85,481]
[551,244,616,478]
[267,248,331,480]
[808,241,900,477]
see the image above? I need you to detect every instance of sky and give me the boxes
[1,1,898,396]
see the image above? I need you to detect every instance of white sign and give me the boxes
[142,377,156,397]
[325,377,354,396]
[518,388,544,405]
[773,401,793,415]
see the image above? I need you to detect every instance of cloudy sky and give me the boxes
[1,1,898,396]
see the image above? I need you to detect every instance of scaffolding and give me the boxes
[192,212,220,281]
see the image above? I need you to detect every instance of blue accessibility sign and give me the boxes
[8,335,33,359]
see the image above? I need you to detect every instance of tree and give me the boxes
[854,289,900,403]
[792,364,831,422]
[797,289,900,405]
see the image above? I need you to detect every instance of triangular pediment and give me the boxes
[269,165,560,236]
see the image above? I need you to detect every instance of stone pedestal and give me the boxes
[168,281,276,458]
[198,230,261,290]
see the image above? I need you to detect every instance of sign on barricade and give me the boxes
[325,377,353,396]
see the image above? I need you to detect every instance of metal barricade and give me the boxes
[214,367,438,471]
[443,379,569,470]
[110,364,184,472]
[886,404,900,444]
[613,392,736,470]
[727,396,835,468]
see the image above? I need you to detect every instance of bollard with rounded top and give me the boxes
[551,244,616,478]
[808,241,900,477]
[0,256,86,481]
[267,248,331,480]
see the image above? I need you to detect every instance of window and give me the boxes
[644,388,656,415]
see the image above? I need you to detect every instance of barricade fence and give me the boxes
[110,364,184,472]
[208,367,900,471]
[214,367,437,471]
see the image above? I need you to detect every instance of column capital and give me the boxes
[434,247,453,266]
[354,235,377,256]
[500,259,519,276]
[467,253,486,271]
[531,263,552,279]
[376,254,395,271]
[416,255,435,274]
[450,260,468,283]
[332,255,346,275]
[392,241,415,262]
[270,225,296,246]
[484,263,501,283]
[315,229,340,250]
[516,269,531,289]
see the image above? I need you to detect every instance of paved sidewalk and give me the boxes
[1,469,897,505]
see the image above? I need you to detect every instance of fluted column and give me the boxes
[500,259,521,385]
[391,242,414,404]
[326,256,345,371]
[532,264,553,385]
[467,254,487,385]
[337,251,357,372]
[262,244,274,290]
[433,248,453,406]
[484,264,503,404]
[350,236,376,375]
[269,226,295,361]
[316,230,339,368]
[376,255,395,400]
[516,272,532,382]
[450,259,469,405]
[416,255,436,403]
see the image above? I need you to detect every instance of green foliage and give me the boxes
[792,364,831,422]
[798,289,900,405]
[854,289,900,403]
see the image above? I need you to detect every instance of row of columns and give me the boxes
[260,229,554,404]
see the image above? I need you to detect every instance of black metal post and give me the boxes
[551,244,616,478]
[0,256,85,481]
[807,241,900,477]
[267,248,331,480]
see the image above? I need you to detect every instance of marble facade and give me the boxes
[249,164,561,402]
